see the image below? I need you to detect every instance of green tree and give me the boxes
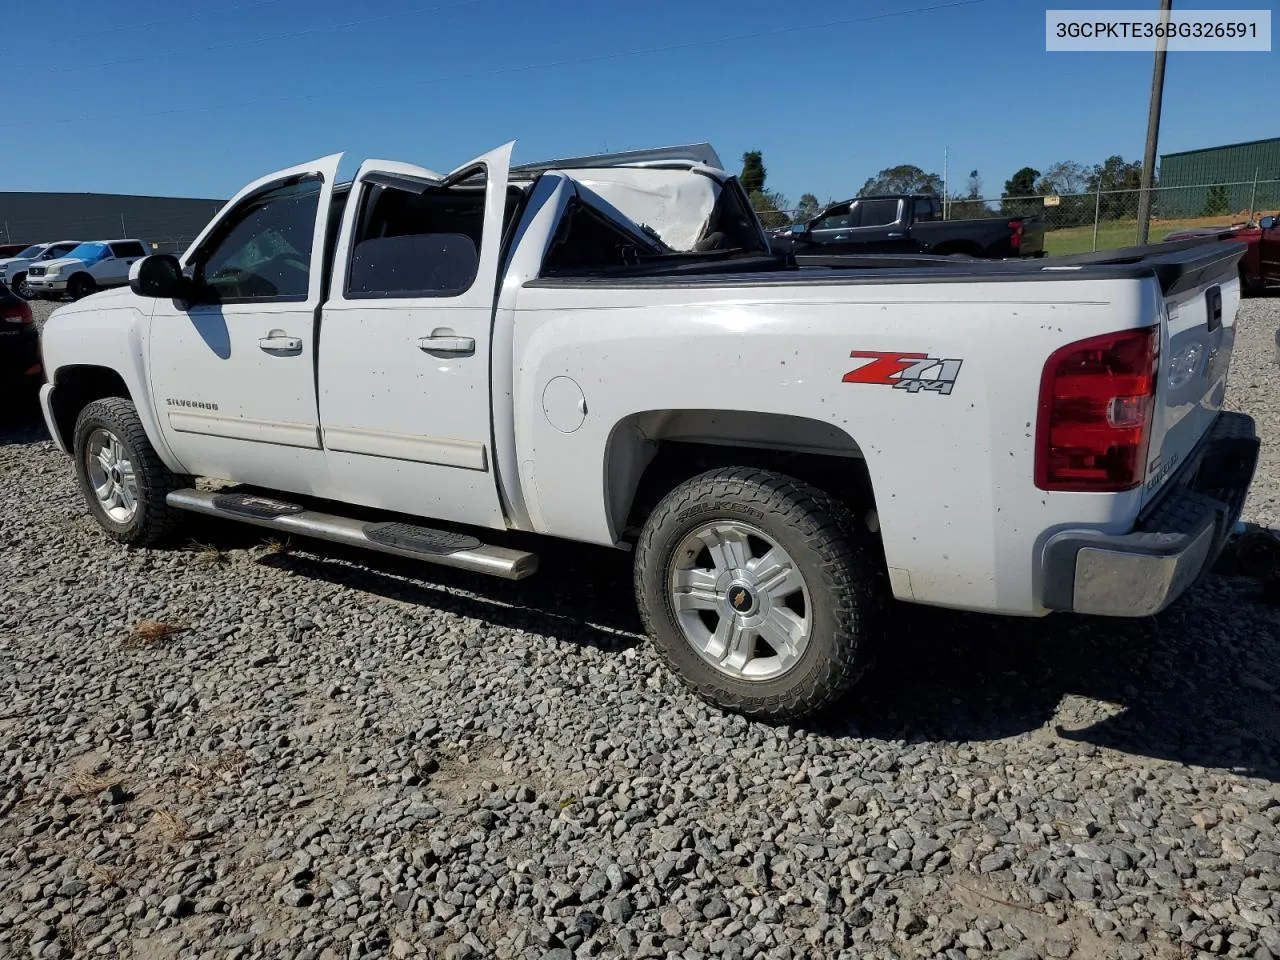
[794,192,821,223]
[1201,183,1230,217]
[1087,155,1146,221]
[1035,160,1093,228]
[750,189,791,229]
[857,164,943,197]
[1001,167,1041,216]
[740,151,767,196]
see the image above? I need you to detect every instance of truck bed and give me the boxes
[529,237,1247,296]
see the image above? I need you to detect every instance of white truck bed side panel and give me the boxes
[509,277,1154,615]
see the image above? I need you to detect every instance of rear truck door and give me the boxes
[1139,241,1248,511]
[103,241,145,285]
[317,143,514,530]
[148,153,342,493]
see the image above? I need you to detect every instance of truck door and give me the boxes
[1261,216,1280,284]
[316,143,514,530]
[101,240,148,286]
[801,199,913,255]
[148,154,343,494]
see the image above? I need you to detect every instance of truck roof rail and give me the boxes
[511,142,725,176]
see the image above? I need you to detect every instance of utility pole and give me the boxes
[943,145,949,220]
[1135,0,1173,245]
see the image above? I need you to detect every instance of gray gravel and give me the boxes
[1,296,1279,960]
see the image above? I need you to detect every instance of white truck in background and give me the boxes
[25,239,151,300]
[37,142,1259,720]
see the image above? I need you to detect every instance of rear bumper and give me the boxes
[0,327,42,381]
[1041,411,1259,617]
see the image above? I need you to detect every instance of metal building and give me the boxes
[0,192,225,253]
[1158,136,1280,218]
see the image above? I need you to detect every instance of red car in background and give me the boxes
[0,243,31,260]
[1165,214,1279,294]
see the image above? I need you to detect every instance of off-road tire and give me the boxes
[634,466,887,722]
[72,397,190,546]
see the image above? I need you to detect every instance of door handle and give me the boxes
[258,335,303,353]
[832,235,850,241]
[886,232,904,238]
[418,335,475,355]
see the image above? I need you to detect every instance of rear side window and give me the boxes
[913,198,938,221]
[109,241,147,258]
[346,180,486,299]
[856,199,902,227]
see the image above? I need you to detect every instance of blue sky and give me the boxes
[2,0,1275,205]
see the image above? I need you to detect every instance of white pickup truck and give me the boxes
[37,142,1260,720]
[25,239,151,300]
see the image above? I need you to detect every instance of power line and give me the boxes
[49,0,485,76]
[58,0,295,42]
[8,0,985,131]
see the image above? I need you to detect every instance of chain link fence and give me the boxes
[763,177,1280,255]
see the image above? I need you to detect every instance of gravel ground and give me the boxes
[1,296,1278,960]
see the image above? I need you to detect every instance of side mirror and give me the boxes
[130,254,187,299]
[1260,216,1277,231]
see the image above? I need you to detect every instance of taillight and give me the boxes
[1008,219,1024,250]
[1035,326,1159,492]
[1,301,32,324]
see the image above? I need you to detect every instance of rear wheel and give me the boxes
[72,397,190,546]
[634,467,887,721]
[68,274,96,300]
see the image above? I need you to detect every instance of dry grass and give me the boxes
[86,863,123,888]
[181,747,249,791]
[190,541,231,566]
[151,808,192,843]
[59,770,115,800]
[122,619,188,649]
[260,536,291,556]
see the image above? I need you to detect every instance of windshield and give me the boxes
[64,242,109,263]
[15,245,45,259]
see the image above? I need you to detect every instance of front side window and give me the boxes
[812,204,853,231]
[49,243,79,258]
[194,178,321,303]
[345,177,486,299]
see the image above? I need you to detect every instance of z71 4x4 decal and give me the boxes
[842,351,964,395]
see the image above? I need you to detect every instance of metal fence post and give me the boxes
[1249,168,1259,222]
[1092,190,1101,252]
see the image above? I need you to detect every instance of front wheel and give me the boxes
[68,274,96,300]
[72,397,190,546]
[634,467,887,722]
[12,273,28,298]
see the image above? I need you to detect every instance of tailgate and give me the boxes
[1140,240,1247,508]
